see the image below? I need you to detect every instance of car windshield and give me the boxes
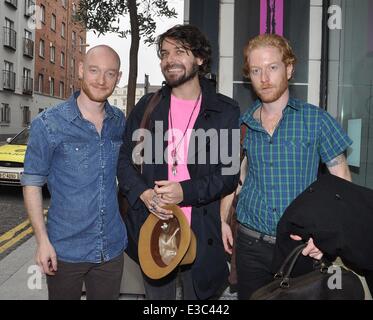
[9,129,29,145]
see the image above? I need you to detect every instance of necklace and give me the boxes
[259,106,282,135]
[169,92,201,176]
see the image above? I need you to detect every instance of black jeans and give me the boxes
[46,253,124,300]
[142,265,197,300]
[236,227,275,300]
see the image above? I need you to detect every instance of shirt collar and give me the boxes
[241,97,301,127]
[63,90,117,123]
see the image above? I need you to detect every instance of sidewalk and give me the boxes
[0,236,237,300]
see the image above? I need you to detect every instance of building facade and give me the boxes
[0,0,36,139]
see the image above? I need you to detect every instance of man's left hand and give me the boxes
[290,235,323,260]
[154,181,184,205]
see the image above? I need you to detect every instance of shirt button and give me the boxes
[75,148,79,151]
[101,209,104,213]
[101,165,104,169]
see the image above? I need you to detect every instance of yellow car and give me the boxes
[0,128,29,186]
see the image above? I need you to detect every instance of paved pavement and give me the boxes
[0,236,237,300]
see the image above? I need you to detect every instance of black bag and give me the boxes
[250,244,365,300]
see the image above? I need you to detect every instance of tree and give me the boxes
[76,0,177,115]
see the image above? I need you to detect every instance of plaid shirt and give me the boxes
[236,98,352,236]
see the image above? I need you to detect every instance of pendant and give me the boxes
[172,159,178,176]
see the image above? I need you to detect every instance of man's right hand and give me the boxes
[221,220,233,254]
[140,189,173,220]
[35,240,57,275]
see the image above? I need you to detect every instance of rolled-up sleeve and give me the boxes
[21,117,52,187]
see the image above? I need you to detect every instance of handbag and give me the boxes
[250,244,365,300]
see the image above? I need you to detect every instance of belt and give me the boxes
[238,223,276,245]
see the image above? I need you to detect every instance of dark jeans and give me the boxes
[46,253,124,300]
[236,227,275,299]
[142,265,197,300]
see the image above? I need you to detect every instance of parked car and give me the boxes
[0,128,29,186]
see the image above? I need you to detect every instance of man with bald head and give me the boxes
[22,45,127,300]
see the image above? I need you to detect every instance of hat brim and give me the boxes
[138,204,195,279]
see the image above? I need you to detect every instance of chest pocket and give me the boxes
[63,142,89,171]
[284,139,313,155]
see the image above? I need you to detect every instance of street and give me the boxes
[0,185,50,261]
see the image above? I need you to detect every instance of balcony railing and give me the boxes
[3,70,16,91]
[23,38,34,58]
[5,0,18,9]
[24,0,35,17]
[3,27,17,50]
[23,77,33,95]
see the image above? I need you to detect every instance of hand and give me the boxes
[140,188,173,220]
[154,181,184,205]
[35,240,57,275]
[221,220,233,254]
[290,235,323,260]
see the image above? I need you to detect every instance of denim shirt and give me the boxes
[21,91,127,263]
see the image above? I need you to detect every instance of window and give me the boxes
[3,61,15,90]
[23,68,33,94]
[51,14,56,31]
[37,73,43,92]
[22,106,31,127]
[70,85,74,95]
[23,29,34,57]
[24,0,35,17]
[61,22,65,38]
[1,104,11,124]
[72,2,77,15]
[79,37,84,52]
[4,19,16,50]
[50,44,55,63]
[59,81,64,98]
[39,39,45,57]
[40,4,45,23]
[49,77,54,96]
[61,0,67,8]
[70,58,75,75]
[60,51,65,67]
[72,31,76,46]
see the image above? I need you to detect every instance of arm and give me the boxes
[23,186,57,275]
[326,153,352,181]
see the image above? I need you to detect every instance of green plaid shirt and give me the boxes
[237,98,352,236]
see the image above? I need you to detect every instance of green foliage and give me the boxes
[76,0,177,44]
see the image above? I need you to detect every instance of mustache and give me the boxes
[164,63,185,70]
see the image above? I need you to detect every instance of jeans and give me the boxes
[142,265,197,300]
[236,226,275,299]
[46,253,124,300]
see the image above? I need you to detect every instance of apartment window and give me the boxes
[3,61,15,91]
[22,106,31,127]
[51,14,56,31]
[61,22,65,38]
[40,4,45,23]
[50,44,55,63]
[72,3,77,15]
[1,104,11,124]
[59,81,64,98]
[23,29,34,58]
[72,31,76,47]
[71,58,75,75]
[4,19,17,50]
[24,0,35,17]
[39,39,45,57]
[61,0,67,8]
[23,68,33,94]
[37,73,43,93]
[49,77,54,96]
[79,37,84,52]
[60,51,65,67]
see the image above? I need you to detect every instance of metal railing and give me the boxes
[23,38,34,58]
[3,70,16,91]
[23,77,33,95]
[3,27,17,50]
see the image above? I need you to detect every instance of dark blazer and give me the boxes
[272,174,373,277]
[117,78,240,299]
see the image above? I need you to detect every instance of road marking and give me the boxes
[0,219,30,244]
[0,226,34,254]
[0,209,48,254]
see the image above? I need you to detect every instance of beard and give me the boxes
[253,75,289,103]
[81,80,113,103]
[162,62,200,88]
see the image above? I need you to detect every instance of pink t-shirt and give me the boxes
[168,94,202,225]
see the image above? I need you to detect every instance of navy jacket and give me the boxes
[117,78,240,299]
